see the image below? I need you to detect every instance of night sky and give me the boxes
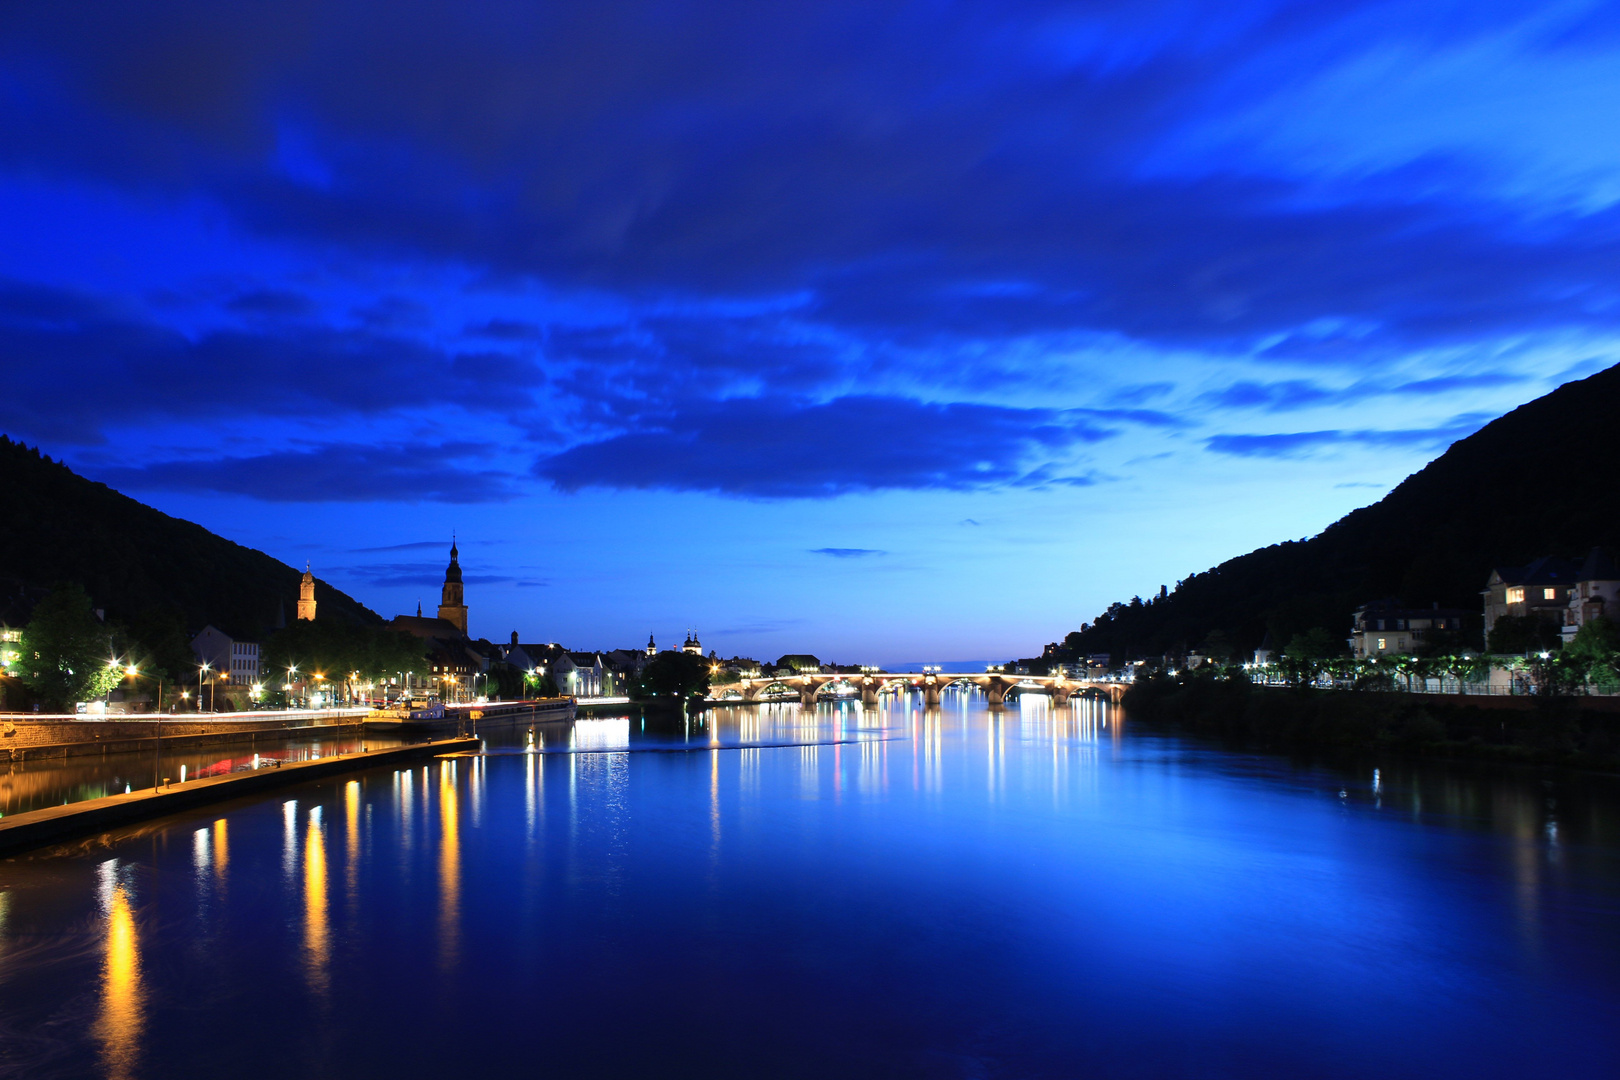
[2,2,1615,664]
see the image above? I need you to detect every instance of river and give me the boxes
[0,695,1615,1078]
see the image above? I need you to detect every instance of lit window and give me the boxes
[1544,588,1558,600]
[1505,587,1525,604]
[1377,638,1386,650]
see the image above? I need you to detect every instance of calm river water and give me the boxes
[0,696,1616,1078]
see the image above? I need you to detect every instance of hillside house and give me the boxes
[1482,557,1582,640]
[1562,547,1620,645]
[1349,601,1470,658]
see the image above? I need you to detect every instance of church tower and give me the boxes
[297,564,317,621]
[437,538,469,637]
[646,633,657,658]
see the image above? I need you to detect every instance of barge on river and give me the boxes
[364,696,575,734]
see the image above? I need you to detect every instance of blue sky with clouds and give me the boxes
[1,1,1615,663]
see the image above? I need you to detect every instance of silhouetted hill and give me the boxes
[0,437,379,637]
[1058,364,1620,662]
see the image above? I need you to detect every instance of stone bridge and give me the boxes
[708,671,1126,708]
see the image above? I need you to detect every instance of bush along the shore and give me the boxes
[1122,668,1620,769]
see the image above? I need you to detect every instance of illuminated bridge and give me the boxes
[707,671,1126,708]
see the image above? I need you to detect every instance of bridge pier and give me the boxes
[922,677,942,708]
[860,678,880,707]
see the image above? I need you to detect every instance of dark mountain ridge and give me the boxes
[1058,364,1620,662]
[0,436,378,637]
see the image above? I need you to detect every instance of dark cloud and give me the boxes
[91,442,520,502]
[352,296,431,329]
[0,280,543,442]
[226,288,312,317]
[340,562,523,588]
[810,548,885,558]
[1,1,1616,357]
[349,540,458,553]
[466,318,544,342]
[1205,414,1493,459]
[534,395,1116,498]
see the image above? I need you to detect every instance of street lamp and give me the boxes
[198,661,211,713]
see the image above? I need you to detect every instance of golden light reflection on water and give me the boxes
[345,780,361,900]
[213,818,228,887]
[439,760,461,971]
[94,882,144,1080]
[304,810,329,995]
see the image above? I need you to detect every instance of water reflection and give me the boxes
[345,780,360,902]
[438,760,461,972]
[0,697,1616,1079]
[0,732,404,817]
[214,818,228,885]
[93,865,143,1080]
[304,807,329,996]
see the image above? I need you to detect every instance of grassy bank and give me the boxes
[1122,672,1620,771]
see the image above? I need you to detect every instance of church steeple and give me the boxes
[437,537,468,636]
[297,563,317,621]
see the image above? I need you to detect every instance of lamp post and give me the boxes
[198,661,210,713]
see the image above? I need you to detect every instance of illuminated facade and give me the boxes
[1562,547,1620,645]
[437,540,469,637]
[1482,556,1581,642]
[296,566,317,621]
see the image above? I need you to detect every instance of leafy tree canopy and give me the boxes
[1283,627,1343,662]
[16,582,122,709]
[1486,614,1563,655]
[261,620,428,686]
[633,651,711,700]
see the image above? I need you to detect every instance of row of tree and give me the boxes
[3,582,440,712]
[1215,616,1620,696]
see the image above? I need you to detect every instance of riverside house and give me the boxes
[1348,600,1469,659]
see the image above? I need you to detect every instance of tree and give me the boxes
[1278,627,1344,687]
[1431,650,1489,695]
[632,651,711,701]
[1284,627,1343,661]
[113,605,195,684]
[1486,614,1562,655]
[16,583,122,710]
[262,620,428,693]
[1199,630,1237,664]
[1565,616,1620,693]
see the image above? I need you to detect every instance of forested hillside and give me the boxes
[0,437,378,636]
[1055,363,1620,663]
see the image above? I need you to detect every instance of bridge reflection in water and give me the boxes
[709,670,1127,707]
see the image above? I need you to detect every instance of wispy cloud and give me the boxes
[810,547,885,558]
[92,443,522,503]
[1205,414,1494,459]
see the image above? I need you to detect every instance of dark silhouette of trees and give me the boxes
[633,651,711,701]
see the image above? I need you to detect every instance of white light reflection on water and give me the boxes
[281,800,297,881]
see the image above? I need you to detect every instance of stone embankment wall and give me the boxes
[0,712,368,761]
